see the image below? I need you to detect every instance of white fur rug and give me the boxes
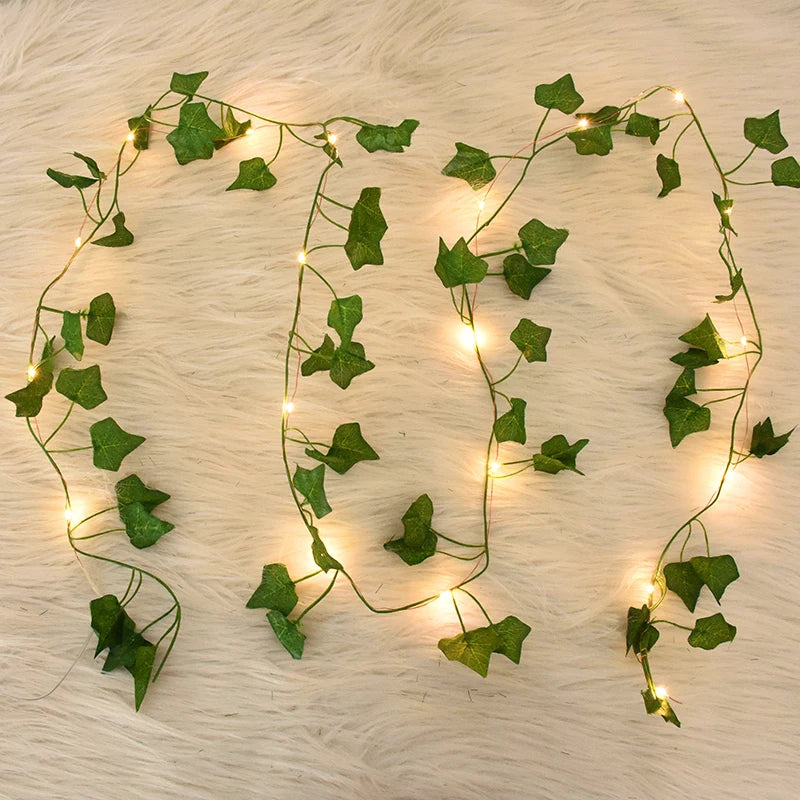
[1,1,799,798]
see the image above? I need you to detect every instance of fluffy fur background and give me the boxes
[1,1,798,798]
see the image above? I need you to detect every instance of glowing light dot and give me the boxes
[74,237,82,248]
[723,207,732,215]
[64,508,73,523]
[489,461,501,476]
[577,118,589,128]
[655,686,668,699]
[126,132,135,142]
[327,132,337,145]
[646,583,655,596]
[478,200,486,211]
[297,251,307,264]
[245,127,254,136]
[740,336,748,347]
[459,324,486,349]
[283,401,295,414]
[27,364,37,381]
[438,590,453,604]
[674,91,685,104]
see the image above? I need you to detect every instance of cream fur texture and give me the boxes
[1,1,799,798]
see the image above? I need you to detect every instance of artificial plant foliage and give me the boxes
[518,219,569,266]
[115,474,170,512]
[493,398,527,444]
[625,112,660,145]
[246,564,299,616]
[55,365,107,410]
[749,417,794,457]
[656,154,681,197]
[5,338,55,418]
[771,155,800,187]
[166,102,225,165]
[92,212,134,247]
[688,613,737,650]
[532,434,589,475]
[663,396,711,447]
[267,610,306,659]
[384,493,438,566]
[663,561,705,613]
[90,417,146,471]
[355,118,419,153]
[305,422,379,474]
[60,311,84,360]
[510,318,551,362]
[86,293,117,345]
[120,502,174,549]
[441,142,497,190]
[743,110,788,154]
[502,254,551,300]
[534,73,584,114]
[226,157,276,191]
[214,107,251,149]
[344,187,387,269]
[293,464,332,519]
[434,237,488,287]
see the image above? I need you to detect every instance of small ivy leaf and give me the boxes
[689,554,740,603]
[305,422,379,475]
[712,192,736,234]
[492,615,531,664]
[92,212,134,247]
[89,594,127,657]
[5,338,56,417]
[327,295,363,347]
[344,187,387,270]
[688,613,737,650]
[60,311,84,360]
[518,219,569,266]
[502,253,551,300]
[771,155,800,188]
[441,142,497,189]
[749,417,794,458]
[678,314,728,361]
[166,102,225,165]
[584,106,621,125]
[293,464,331,519]
[533,74,583,114]
[493,397,527,445]
[214,106,251,149]
[626,604,650,654]
[55,365,108,410]
[169,70,209,98]
[641,688,681,727]
[656,154,681,197]
[329,340,375,390]
[226,157,276,191]
[115,474,170,513]
[639,625,660,653]
[90,417,146,471]
[532,434,589,475]
[715,270,743,303]
[438,626,500,678]
[46,168,97,190]
[743,110,788,154]
[669,348,719,369]
[267,610,306,659]
[663,395,711,447]
[625,112,660,145]
[322,141,343,166]
[127,107,152,151]
[567,121,614,156]
[384,493,438,566]
[246,564,298,615]
[131,643,156,711]
[309,526,343,572]
[434,238,488,287]
[510,318,551,362]
[71,152,105,181]
[301,334,335,376]
[664,561,704,612]
[119,502,174,549]
[666,367,696,400]
[355,118,419,153]
[85,292,116,346]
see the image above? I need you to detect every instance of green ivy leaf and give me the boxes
[127,106,152,150]
[626,604,650,654]
[309,526,343,572]
[55,365,107,410]
[438,626,500,678]
[689,554,740,603]
[743,110,788,154]
[344,187,387,270]
[166,102,225,165]
[663,395,711,447]
[502,253,551,300]
[293,464,331,519]
[71,152,104,181]
[327,295,363,346]
[5,338,56,417]
[86,293,116,345]
[266,610,305,659]
[625,112,660,145]
[533,74,584,114]
[225,157,276,191]
[492,615,531,664]
[666,367,696,400]
[678,314,728,361]
[384,494,438,566]
[60,311,84,360]
[301,334,336,376]
[119,502,174,549]
[712,192,736,234]
[434,238,488,287]
[669,348,719,369]
[750,417,794,457]
[355,118,419,153]
[115,474,170,513]
[771,155,800,188]
[493,397,527,444]
[518,219,569,266]
[92,212,134,247]
[714,271,743,303]
[688,612,737,650]
[567,121,614,156]
[306,422,379,475]
[46,168,97,190]
[510,318,551,363]
[90,417,146,472]
[246,564,298,615]
[664,561,704,612]
[329,341,374,390]
[170,70,209,98]
[441,142,497,190]
[214,106,251,149]
[641,688,681,727]
[89,594,127,657]
[656,154,681,197]
[532,434,589,475]
[639,625,660,653]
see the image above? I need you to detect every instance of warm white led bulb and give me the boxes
[297,251,307,264]
[740,336,748,347]
[460,324,486,349]
[438,590,453,604]
[655,686,668,699]
[283,401,295,414]
[74,236,82,248]
[478,200,486,211]
[646,583,655,596]
[327,132,337,145]
[489,461,501,476]
[577,118,589,128]
[64,508,73,523]
[674,91,685,104]
[245,127,254,136]
[27,364,37,381]
[126,132,135,142]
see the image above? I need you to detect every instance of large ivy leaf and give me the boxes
[771,156,800,188]
[309,526,343,572]
[534,74,583,114]
[214,106,251,149]
[5,338,56,417]
[493,397,527,444]
[384,494,438,566]
[510,318,551,362]
[55,365,107,410]
[678,314,728,361]
[688,613,737,650]
[327,295,363,346]
[344,187,387,270]
[666,366,696,400]
[518,219,569,266]
[567,119,614,156]
[355,119,419,153]
[46,168,97,190]
[743,110,788,154]
[115,474,170,512]
[86,293,116,345]
[226,157,276,191]
[664,561,704,612]
[626,604,650,654]
[438,626,500,678]
[749,417,794,457]
[61,311,84,360]
[90,417,146,471]
[119,502,174,549]
[441,142,497,190]
[713,192,736,234]
[170,70,209,97]
[670,348,719,369]
[502,254,551,300]
[532,434,589,475]
[127,106,152,151]
[663,395,711,447]
[625,112,660,145]
[293,464,331,519]
[434,238,488,287]
[642,688,681,727]
[329,340,374,389]
[92,212,134,247]
[306,422,379,474]
[246,564,298,615]
[89,594,127,657]
[656,154,681,197]
[166,102,225,165]
[689,554,739,603]
[267,610,305,659]
[492,615,531,663]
